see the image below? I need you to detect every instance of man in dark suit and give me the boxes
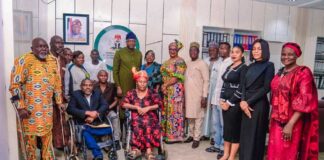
[67,78,109,160]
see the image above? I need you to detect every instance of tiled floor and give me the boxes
[54,141,324,160]
[55,141,222,160]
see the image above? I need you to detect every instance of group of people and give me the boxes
[9,35,118,160]
[8,30,319,160]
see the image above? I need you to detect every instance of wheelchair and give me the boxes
[66,115,119,160]
[124,108,167,160]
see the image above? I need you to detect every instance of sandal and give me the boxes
[145,152,156,160]
[127,148,141,159]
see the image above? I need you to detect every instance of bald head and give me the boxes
[50,35,64,56]
[97,70,109,84]
[31,37,49,60]
[50,35,62,45]
[32,37,46,47]
[98,70,108,75]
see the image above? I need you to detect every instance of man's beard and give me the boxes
[38,52,47,59]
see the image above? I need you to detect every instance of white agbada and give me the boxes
[201,58,221,136]
[211,57,232,105]
[185,59,209,118]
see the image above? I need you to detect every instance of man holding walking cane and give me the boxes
[9,37,64,160]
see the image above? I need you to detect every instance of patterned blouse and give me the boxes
[141,62,162,90]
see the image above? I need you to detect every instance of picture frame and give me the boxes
[63,13,89,45]
[13,10,33,42]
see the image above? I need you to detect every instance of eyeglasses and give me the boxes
[169,48,177,51]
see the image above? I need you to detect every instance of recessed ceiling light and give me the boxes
[288,0,296,2]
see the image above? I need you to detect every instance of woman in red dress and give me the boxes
[121,68,161,160]
[267,42,319,160]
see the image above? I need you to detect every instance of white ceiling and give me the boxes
[256,0,324,10]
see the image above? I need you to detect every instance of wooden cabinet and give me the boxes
[263,3,277,41]
[225,0,239,28]
[251,1,265,31]
[238,0,253,30]
[263,4,295,42]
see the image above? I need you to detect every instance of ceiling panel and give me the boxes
[255,0,324,10]
[302,0,324,10]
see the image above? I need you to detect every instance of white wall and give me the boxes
[47,0,182,63]
[0,0,10,159]
[11,0,309,62]
[10,0,322,64]
[2,0,19,159]
[12,0,48,57]
[297,8,324,98]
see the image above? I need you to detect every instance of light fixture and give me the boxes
[288,0,296,2]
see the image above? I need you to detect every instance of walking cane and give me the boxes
[10,96,28,160]
[59,107,68,159]
[59,106,78,160]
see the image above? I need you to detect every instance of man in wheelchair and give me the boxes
[121,68,162,160]
[67,78,110,160]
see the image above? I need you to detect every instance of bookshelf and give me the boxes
[314,37,324,89]
[233,29,261,64]
[201,26,232,59]
[201,26,262,64]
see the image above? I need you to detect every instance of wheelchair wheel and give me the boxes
[157,149,167,160]
[67,119,78,159]
[81,137,88,160]
[67,155,79,160]
[152,142,167,160]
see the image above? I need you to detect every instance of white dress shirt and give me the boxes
[85,94,91,105]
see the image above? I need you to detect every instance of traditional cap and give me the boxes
[282,42,302,57]
[168,39,183,52]
[190,42,200,49]
[126,32,136,40]
[208,41,219,48]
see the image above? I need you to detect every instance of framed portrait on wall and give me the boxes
[63,13,89,45]
[13,10,33,42]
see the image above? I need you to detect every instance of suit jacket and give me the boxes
[67,90,108,125]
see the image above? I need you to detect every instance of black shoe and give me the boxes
[115,140,121,150]
[192,140,200,149]
[210,138,215,145]
[216,150,224,159]
[122,142,126,150]
[184,137,193,143]
[36,137,42,149]
[200,136,210,141]
[205,146,220,153]
[164,140,181,144]
[93,156,103,160]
